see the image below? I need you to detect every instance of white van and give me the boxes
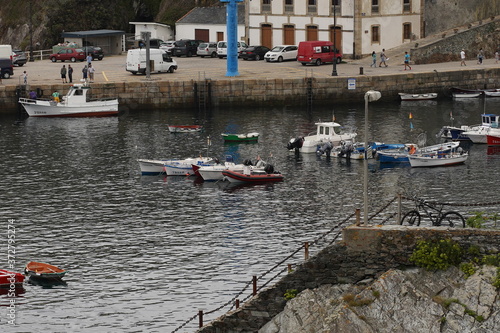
[216,41,248,59]
[126,48,177,75]
[0,45,13,60]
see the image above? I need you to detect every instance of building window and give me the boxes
[331,0,341,15]
[262,0,271,13]
[372,0,379,14]
[308,0,317,14]
[403,23,411,40]
[285,0,294,14]
[403,0,411,13]
[371,26,380,43]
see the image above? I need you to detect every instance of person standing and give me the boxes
[60,65,67,83]
[379,49,388,67]
[460,49,466,66]
[495,50,499,64]
[404,51,412,70]
[22,71,28,85]
[370,51,377,67]
[86,53,92,66]
[88,64,95,83]
[477,48,484,64]
[68,64,73,83]
[82,65,88,82]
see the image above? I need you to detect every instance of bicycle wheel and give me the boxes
[400,210,421,226]
[438,211,466,228]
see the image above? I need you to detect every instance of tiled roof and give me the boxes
[177,5,245,25]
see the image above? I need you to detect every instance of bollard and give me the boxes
[355,208,361,226]
[304,242,309,260]
[236,299,240,309]
[359,67,364,75]
[198,310,203,328]
[252,275,257,295]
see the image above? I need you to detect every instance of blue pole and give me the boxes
[221,0,243,77]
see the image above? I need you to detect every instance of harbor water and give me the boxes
[1,97,500,332]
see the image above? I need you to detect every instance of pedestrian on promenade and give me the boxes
[460,49,466,66]
[87,53,92,65]
[22,71,28,85]
[68,65,73,83]
[495,50,499,64]
[379,49,388,67]
[370,51,377,67]
[477,48,484,64]
[60,65,67,83]
[88,64,95,83]
[404,51,412,70]
[82,65,88,82]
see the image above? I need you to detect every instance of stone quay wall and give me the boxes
[1,67,500,113]
[196,225,500,333]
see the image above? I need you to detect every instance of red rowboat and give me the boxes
[24,262,66,280]
[222,168,283,183]
[0,269,25,286]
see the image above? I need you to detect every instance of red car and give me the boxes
[49,48,86,62]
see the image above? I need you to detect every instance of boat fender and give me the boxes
[264,164,274,174]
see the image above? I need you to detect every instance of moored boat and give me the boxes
[377,142,460,163]
[451,87,483,99]
[168,125,203,133]
[164,157,214,176]
[484,89,500,97]
[408,150,468,167]
[24,262,66,280]
[486,129,500,145]
[459,113,500,143]
[222,132,259,142]
[399,92,438,101]
[222,164,283,183]
[0,269,25,286]
[138,159,176,175]
[19,83,119,117]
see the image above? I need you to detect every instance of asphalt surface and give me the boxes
[3,52,498,87]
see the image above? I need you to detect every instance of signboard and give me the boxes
[348,78,356,90]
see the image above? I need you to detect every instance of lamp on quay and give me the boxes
[363,90,382,225]
[331,3,338,76]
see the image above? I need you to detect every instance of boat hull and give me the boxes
[0,269,25,286]
[24,262,66,280]
[222,133,259,142]
[408,153,468,167]
[168,125,203,133]
[222,170,284,183]
[138,159,176,175]
[164,157,213,176]
[20,100,119,117]
[487,135,500,146]
[399,93,438,101]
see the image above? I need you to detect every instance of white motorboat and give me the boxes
[138,159,176,175]
[194,157,267,181]
[19,83,119,117]
[399,92,438,101]
[408,150,468,167]
[484,89,500,97]
[460,113,500,143]
[164,157,214,176]
[287,120,357,154]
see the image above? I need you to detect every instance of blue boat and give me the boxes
[377,142,460,163]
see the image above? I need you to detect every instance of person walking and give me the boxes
[477,48,484,64]
[460,49,466,66]
[82,65,88,82]
[68,64,73,83]
[88,64,95,83]
[60,65,67,83]
[379,49,388,67]
[22,71,28,85]
[87,53,92,66]
[370,51,377,67]
[404,51,412,70]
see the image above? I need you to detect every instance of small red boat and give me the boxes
[24,262,66,280]
[0,269,25,286]
[487,134,500,146]
[222,167,283,183]
[168,125,203,133]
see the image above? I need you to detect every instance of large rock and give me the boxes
[260,266,500,332]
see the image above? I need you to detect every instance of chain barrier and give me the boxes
[401,195,500,208]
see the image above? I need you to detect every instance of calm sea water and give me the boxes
[1,97,500,332]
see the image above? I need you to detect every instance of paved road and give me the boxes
[3,52,498,87]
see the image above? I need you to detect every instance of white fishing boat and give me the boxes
[138,159,176,175]
[408,150,468,167]
[399,92,438,101]
[484,89,500,97]
[194,158,266,181]
[287,120,357,154]
[459,113,500,143]
[164,157,214,176]
[19,83,119,117]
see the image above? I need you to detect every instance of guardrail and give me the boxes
[27,49,53,61]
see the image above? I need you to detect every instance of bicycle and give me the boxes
[400,196,466,228]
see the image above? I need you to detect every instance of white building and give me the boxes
[176,0,422,58]
[130,22,174,42]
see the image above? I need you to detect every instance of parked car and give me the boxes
[240,46,270,61]
[297,41,342,66]
[216,41,248,59]
[264,45,298,62]
[137,38,164,49]
[81,46,104,60]
[0,58,14,79]
[197,42,218,58]
[11,50,27,66]
[159,41,175,54]
[49,48,86,62]
[171,39,203,57]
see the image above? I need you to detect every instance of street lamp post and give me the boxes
[331,4,338,76]
[363,90,381,225]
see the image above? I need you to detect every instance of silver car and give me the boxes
[12,50,27,66]
[264,45,298,63]
[197,42,217,58]
[159,41,175,55]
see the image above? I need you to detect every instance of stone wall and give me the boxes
[196,225,500,333]
[2,67,500,113]
[412,19,500,64]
